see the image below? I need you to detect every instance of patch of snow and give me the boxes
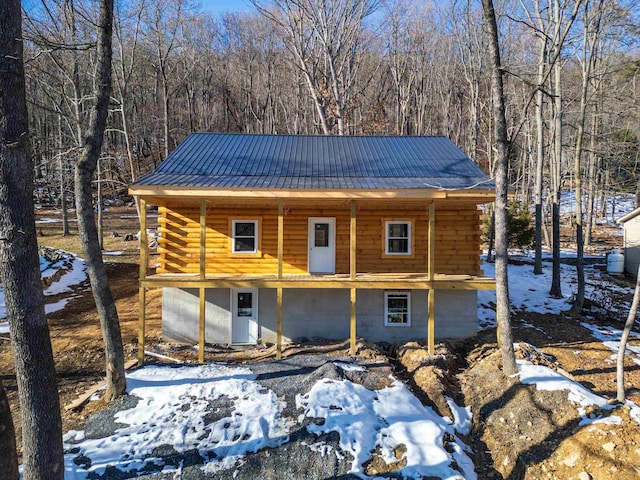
[296,378,475,479]
[517,360,640,426]
[64,364,292,478]
[0,251,87,320]
[444,396,472,436]
[578,414,622,427]
[478,254,636,330]
[302,441,333,457]
[36,217,62,224]
[580,322,640,365]
[44,255,87,296]
[333,361,365,372]
[0,322,8,334]
[45,298,68,315]
[102,251,125,256]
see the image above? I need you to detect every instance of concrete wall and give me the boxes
[624,216,640,279]
[162,288,232,344]
[162,287,478,345]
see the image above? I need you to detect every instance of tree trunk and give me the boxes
[0,380,18,480]
[487,206,495,263]
[482,0,517,376]
[0,1,64,477]
[58,114,69,236]
[74,0,126,401]
[616,265,640,402]
[534,37,547,275]
[550,60,563,299]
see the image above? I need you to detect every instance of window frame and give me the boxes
[231,219,259,255]
[384,220,412,256]
[384,291,411,327]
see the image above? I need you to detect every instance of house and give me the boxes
[129,133,496,363]
[616,207,640,279]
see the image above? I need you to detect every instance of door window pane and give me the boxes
[237,292,253,317]
[315,223,329,247]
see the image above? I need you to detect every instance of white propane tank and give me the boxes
[607,249,624,275]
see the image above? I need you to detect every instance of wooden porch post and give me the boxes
[138,197,148,366]
[350,201,356,280]
[350,288,356,355]
[350,201,357,355]
[278,200,284,279]
[198,199,206,362]
[428,202,435,355]
[276,287,283,359]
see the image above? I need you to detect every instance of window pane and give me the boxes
[388,223,408,238]
[314,223,329,247]
[387,297,408,311]
[235,238,255,252]
[235,222,255,237]
[237,293,253,317]
[387,313,407,324]
[388,239,409,253]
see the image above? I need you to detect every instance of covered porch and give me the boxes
[136,192,495,364]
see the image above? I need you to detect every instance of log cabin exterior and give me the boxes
[129,133,496,362]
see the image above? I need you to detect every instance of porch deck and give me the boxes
[141,271,496,290]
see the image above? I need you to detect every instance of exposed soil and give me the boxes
[1,206,640,479]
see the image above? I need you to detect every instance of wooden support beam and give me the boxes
[276,287,283,359]
[139,197,148,280]
[428,288,435,355]
[198,286,206,363]
[278,200,284,279]
[350,201,356,280]
[138,287,146,366]
[350,288,357,355]
[428,202,436,355]
[138,197,148,366]
[428,202,435,281]
[200,199,206,280]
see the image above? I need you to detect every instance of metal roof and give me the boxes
[132,133,493,190]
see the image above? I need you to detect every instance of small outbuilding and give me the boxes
[616,207,640,279]
[129,133,496,362]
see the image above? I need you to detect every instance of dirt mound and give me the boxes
[461,346,640,479]
[395,342,460,419]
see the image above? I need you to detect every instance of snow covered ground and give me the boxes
[63,361,476,479]
[478,253,635,329]
[559,192,634,223]
[0,251,87,331]
[517,345,640,426]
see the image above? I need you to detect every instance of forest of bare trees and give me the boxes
[22,0,640,241]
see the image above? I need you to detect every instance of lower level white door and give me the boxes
[231,288,258,344]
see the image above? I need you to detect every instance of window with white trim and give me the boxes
[384,291,411,326]
[385,221,411,255]
[232,220,258,253]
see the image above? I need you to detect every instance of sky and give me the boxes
[198,0,254,15]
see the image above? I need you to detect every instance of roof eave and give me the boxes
[128,185,496,201]
[616,206,640,224]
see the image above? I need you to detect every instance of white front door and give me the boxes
[231,288,258,344]
[308,218,336,273]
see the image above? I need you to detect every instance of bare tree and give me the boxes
[74,0,126,401]
[482,0,518,376]
[253,0,377,135]
[0,0,64,477]
[616,265,640,402]
[0,381,18,480]
[572,0,604,312]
